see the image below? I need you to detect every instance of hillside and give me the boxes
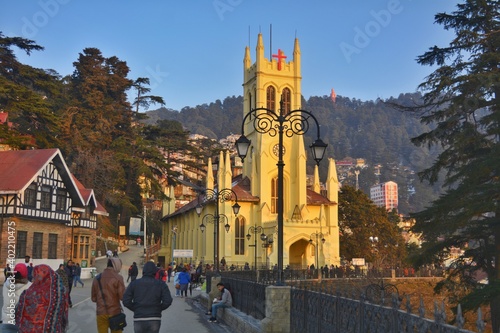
[143,93,442,215]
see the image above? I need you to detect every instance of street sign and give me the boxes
[352,258,365,266]
[173,249,193,258]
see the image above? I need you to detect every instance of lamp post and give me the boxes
[369,236,379,277]
[196,188,240,272]
[309,231,325,278]
[246,226,267,270]
[236,98,328,285]
[261,234,274,269]
[143,205,147,254]
[171,225,177,265]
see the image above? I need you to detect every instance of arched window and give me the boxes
[235,216,246,255]
[266,86,276,112]
[282,88,291,115]
[271,177,278,214]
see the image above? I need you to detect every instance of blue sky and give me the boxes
[1,1,457,111]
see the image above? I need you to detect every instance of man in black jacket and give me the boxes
[123,261,172,333]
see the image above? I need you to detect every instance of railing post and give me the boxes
[261,286,291,333]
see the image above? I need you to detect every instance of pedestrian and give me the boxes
[15,264,68,332]
[3,263,11,278]
[2,263,32,323]
[207,282,233,323]
[167,263,173,283]
[173,270,181,297]
[154,263,166,282]
[178,268,191,298]
[127,265,132,282]
[24,255,30,266]
[91,258,126,333]
[73,263,84,287]
[65,260,75,307]
[56,263,70,306]
[220,257,226,270]
[27,263,34,282]
[113,250,119,258]
[106,249,113,258]
[123,261,173,333]
[128,262,138,282]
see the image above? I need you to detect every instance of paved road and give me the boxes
[68,245,233,333]
[2,245,232,333]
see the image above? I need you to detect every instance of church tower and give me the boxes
[159,34,339,271]
[240,34,340,268]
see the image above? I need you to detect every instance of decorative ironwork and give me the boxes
[197,188,240,272]
[236,99,328,286]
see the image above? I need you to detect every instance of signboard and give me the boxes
[173,249,193,258]
[129,217,143,236]
[81,260,88,268]
[119,226,126,236]
[352,258,365,266]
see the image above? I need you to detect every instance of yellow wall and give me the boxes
[159,34,340,269]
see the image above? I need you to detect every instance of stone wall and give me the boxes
[202,276,291,333]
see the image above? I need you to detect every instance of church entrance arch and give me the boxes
[288,239,309,269]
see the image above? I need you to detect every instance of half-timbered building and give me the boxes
[0,148,107,273]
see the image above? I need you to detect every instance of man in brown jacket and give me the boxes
[91,258,126,333]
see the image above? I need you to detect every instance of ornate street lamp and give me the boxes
[196,188,240,272]
[235,98,327,285]
[309,231,325,277]
[246,226,266,270]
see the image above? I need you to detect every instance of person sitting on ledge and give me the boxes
[207,282,232,323]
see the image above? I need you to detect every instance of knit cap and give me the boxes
[14,263,28,279]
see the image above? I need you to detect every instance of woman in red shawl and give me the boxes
[15,264,68,333]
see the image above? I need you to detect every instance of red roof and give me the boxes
[0,149,63,192]
[71,175,108,215]
[162,174,334,220]
[0,112,8,124]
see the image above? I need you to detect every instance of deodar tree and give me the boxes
[401,1,500,330]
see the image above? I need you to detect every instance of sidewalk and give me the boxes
[68,245,232,333]
[2,246,232,332]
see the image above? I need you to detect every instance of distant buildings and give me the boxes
[370,181,398,211]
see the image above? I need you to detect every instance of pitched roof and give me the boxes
[0,149,84,206]
[161,175,259,220]
[71,175,108,216]
[161,174,335,220]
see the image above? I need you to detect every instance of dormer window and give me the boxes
[56,188,67,212]
[25,183,37,207]
[40,185,52,210]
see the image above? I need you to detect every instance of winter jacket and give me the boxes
[220,288,233,306]
[178,271,191,285]
[122,262,172,319]
[91,258,125,316]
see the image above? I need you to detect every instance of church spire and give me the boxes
[244,46,251,70]
[256,33,264,71]
[326,158,339,204]
[293,37,301,78]
[206,157,214,190]
[313,165,320,193]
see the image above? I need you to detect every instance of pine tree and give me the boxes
[400,1,500,329]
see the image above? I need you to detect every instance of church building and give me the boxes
[159,34,340,269]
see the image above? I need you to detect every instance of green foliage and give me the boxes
[338,185,406,266]
[0,36,208,243]
[393,1,500,329]
[144,92,443,215]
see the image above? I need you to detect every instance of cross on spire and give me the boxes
[272,49,287,70]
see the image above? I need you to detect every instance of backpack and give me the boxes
[155,268,166,281]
